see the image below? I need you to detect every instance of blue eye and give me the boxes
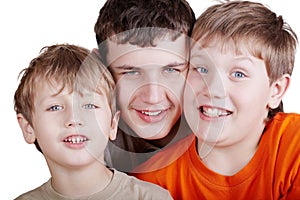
[48,105,63,111]
[196,66,208,74]
[164,67,179,73]
[232,71,245,78]
[83,103,97,109]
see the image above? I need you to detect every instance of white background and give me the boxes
[1,0,299,199]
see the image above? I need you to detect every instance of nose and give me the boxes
[203,70,226,99]
[64,107,84,128]
[140,83,165,104]
[65,119,83,127]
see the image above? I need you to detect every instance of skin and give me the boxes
[106,34,189,139]
[17,81,119,197]
[184,39,289,175]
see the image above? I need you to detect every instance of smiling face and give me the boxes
[106,34,188,139]
[18,81,119,169]
[184,40,276,150]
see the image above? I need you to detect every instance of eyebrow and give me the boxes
[112,62,187,69]
[191,52,255,61]
[110,64,139,70]
[164,62,187,68]
[190,52,206,59]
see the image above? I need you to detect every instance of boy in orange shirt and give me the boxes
[133,1,300,199]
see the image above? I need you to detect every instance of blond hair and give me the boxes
[192,0,298,83]
[14,44,116,126]
[192,1,298,118]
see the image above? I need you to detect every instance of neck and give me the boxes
[197,134,261,176]
[49,162,113,197]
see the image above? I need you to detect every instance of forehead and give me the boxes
[191,38,256,59]
[34,78,108,100]
[106,34,188,67]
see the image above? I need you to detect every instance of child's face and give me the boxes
[24,81,118,168]
[106,34,188,139]
[184,40,275,148]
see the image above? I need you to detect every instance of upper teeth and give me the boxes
[64,136,87,144]
[142,110,162,116]
[203,108,230,117]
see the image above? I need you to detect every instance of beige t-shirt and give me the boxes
[15,169,172,200]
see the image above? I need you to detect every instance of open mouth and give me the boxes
[140,110,163,116]
[135,109,168,123]
[200,106,232,118]
[63,135,88,144]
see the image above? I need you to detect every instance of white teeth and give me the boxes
[64,136,87,144]
[203,107,230,117]
[142,110,162,116]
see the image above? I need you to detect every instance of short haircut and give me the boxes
[192,1,298,82]
[14,44,116,151]
[94,0,195,64]
[191,0,298,119]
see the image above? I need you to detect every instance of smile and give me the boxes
[63,135,88,144]
[200,106,232,118]
[141,110,163,116]
[135,109,168,123]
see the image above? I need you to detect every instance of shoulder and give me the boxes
[265,112,300,147]
[266,112,300,140]
[269,112,300,126]
[264,113,300,197]
[112,170,173,199]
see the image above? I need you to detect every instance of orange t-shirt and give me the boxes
[133,113,300,199]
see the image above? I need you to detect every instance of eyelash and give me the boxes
[47,103,98,111]
[195,66,208,74]
[231,71,246,78]
[166,67,183,74]
[83,103,98,109]
[47,105,63,111]
[122,70,140,75]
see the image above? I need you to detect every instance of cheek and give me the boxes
[162,74,187,101]
[184,77,200,121]
[115,83,134,109]
[166,83,184,105]
[94,110,113,134]
[185,72,205,98]
[33,114,60,132]
[33,120,58,146]
[233,85,271,112]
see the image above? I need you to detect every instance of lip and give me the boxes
[199,105,233,121]
[62,134,89,149]
[135,109,168,123]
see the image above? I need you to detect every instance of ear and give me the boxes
[92,48,101,59]
[109,111,120,141]
[268,74,290,109]
[17,113,36,144]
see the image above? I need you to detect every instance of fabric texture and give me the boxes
[15,169,173,200]
[133,113,300,199]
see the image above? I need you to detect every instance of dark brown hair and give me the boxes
[94,0,195,65]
